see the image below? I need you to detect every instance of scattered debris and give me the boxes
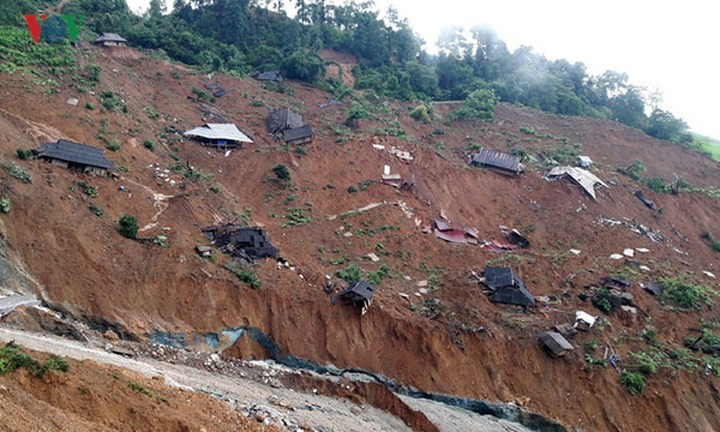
[703,271,716,279]
[553,323,577,339]
[195,245,213,258]
[470,148,523,175]
[538,331,574,357]
[481,267,535,307]
[620,305,637,315]
[389,146,413,162]
[636,248,650,253]
[634,190,656,209]
[623,248,635,258]
[201,225,279,262]
[66,97,79,106]
[499,225,530,248]
[595,216,665,243]
[366,253,380,262]
[578,155,593,168]
[569,249,581,255]
[546,166,608,200]
[338,281,376,315]
[574,311,596,331]
[417,280,428,288]
[481,240,519,253]
[328,201,387,220]
[433,219,479,245]
[609,254,624,260]
[645,281,663,296]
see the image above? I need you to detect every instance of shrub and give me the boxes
[74,180,98,198]
[0,195,9,213]
[118,215,139,239]
[144,107,160,120]
[336,263,362,284]
[410,104,430,123]
[143,139,155,152]
[105,140,121,152]
[16,149,32,160]
[620,159,646,181]
[233,269,261,289]
[345,103,371,126]
[272,164,291,181]
[89,204,103,217]
[250,97,264,107]
[347,185,358,193]
[659,277,715,309]
[450,89,499,121]
[631,352,658,375]
[620,371,645,395]
[85,102,94,110]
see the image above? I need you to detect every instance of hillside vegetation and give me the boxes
[0,1,720,431]
[0,0,701,147]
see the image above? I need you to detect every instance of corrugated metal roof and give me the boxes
[283,125,313,142]
[93,33,127,43]
[268,108,304,134]
[539,331,574,353]
[37,139,115,170]
[546,166,608,200]
[184,124,253,143]
[471,148,522,173]
[484,267,535,307]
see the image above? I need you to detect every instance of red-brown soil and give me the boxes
[0,347,277,432]
[1,46,720,431]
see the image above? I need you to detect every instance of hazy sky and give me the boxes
[125,0,719,138]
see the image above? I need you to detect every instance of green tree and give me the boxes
[646,109,692,144]
[118,215,139,239]
[272,164,290,181]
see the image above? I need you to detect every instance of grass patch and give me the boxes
[659,277,716,310]
[0,341,69,378]
[0,162,32,184]
[620,371,645,395]
[232,268,261,289]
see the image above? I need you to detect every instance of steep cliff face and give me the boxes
[0,47,719,431]
[0,218,44,299]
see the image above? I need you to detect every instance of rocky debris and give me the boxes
[1,305,87,341]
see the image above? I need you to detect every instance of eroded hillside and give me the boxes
[1,45,720,431]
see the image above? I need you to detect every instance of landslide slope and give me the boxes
[1,46,719,431]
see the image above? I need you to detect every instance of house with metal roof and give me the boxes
[36,139,115,176]
[251,70,283,82]
[267,108,314,145]
[183,123,253,149]
[546,166,608,200]
[339,281,376,315]
[482,267,535,307]
[470,148,523,175]
[92,33,128,47]
[538,331,575,357]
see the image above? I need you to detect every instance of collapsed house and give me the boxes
[338,280,376,315]
[92,33,128,47]
[546,166,608,200]
[482,267,535,307]
[267,108,313,145]
[37,139,115,176]
[538,331,575,357]
[204,83,226,98]
[201,225,278,262]
[251,70,283,83]
[183,123,253,149]
[470,148,523,175]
